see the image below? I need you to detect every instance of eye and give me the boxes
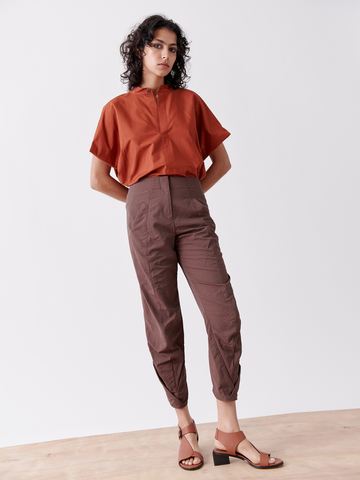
[170,48,177,54]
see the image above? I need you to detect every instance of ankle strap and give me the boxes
[178,420,198,439]
[214,428,246,456]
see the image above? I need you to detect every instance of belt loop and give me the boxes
[158,175,167,191]
[150,176,160,191]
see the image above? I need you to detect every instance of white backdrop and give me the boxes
[0,0,359,448]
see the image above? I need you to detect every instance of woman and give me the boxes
[89,14,283,471]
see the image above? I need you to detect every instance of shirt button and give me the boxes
[147,89,151,93]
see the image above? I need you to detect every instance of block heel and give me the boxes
[213,450,230,466]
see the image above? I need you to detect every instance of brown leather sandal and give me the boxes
[213,429,284,469]
[178,419,204,471]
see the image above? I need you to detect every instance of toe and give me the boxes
[182,456,199,466]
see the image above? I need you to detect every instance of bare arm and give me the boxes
[90,155,128,202]
[90,142,230,200]
[200,142,231,193]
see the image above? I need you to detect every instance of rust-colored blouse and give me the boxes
[89,84,230,186]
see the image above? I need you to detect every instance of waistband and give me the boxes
[129,175,201,191]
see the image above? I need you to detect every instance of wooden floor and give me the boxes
[0,409,359,479]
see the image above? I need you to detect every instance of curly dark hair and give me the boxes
[119,14,191,91]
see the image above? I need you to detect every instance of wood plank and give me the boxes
[0,409,359,479]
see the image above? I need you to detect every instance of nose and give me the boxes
[162,48,170,60]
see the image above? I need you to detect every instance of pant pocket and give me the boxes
[127,201,148,236]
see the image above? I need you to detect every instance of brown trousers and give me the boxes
[126,175,242,409]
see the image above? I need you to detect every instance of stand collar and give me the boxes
[131,84,172,95]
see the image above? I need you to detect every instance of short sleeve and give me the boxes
[194,93,231,160]
[89,102,120,170]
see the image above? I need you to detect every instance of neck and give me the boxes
[139,74,165,96]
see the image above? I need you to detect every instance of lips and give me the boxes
[158,63,169,67]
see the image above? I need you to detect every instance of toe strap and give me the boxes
[260,451,270,467]
[178,435,204,464]
[178,444,203,465]
[192,450,204,463]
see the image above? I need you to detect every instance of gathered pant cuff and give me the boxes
[169,398,188,409]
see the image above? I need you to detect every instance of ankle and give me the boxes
[217,421,240,433]
[216,400,240,433]
[175,405,194,429]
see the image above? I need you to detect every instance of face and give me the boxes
[141,27,178,79]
